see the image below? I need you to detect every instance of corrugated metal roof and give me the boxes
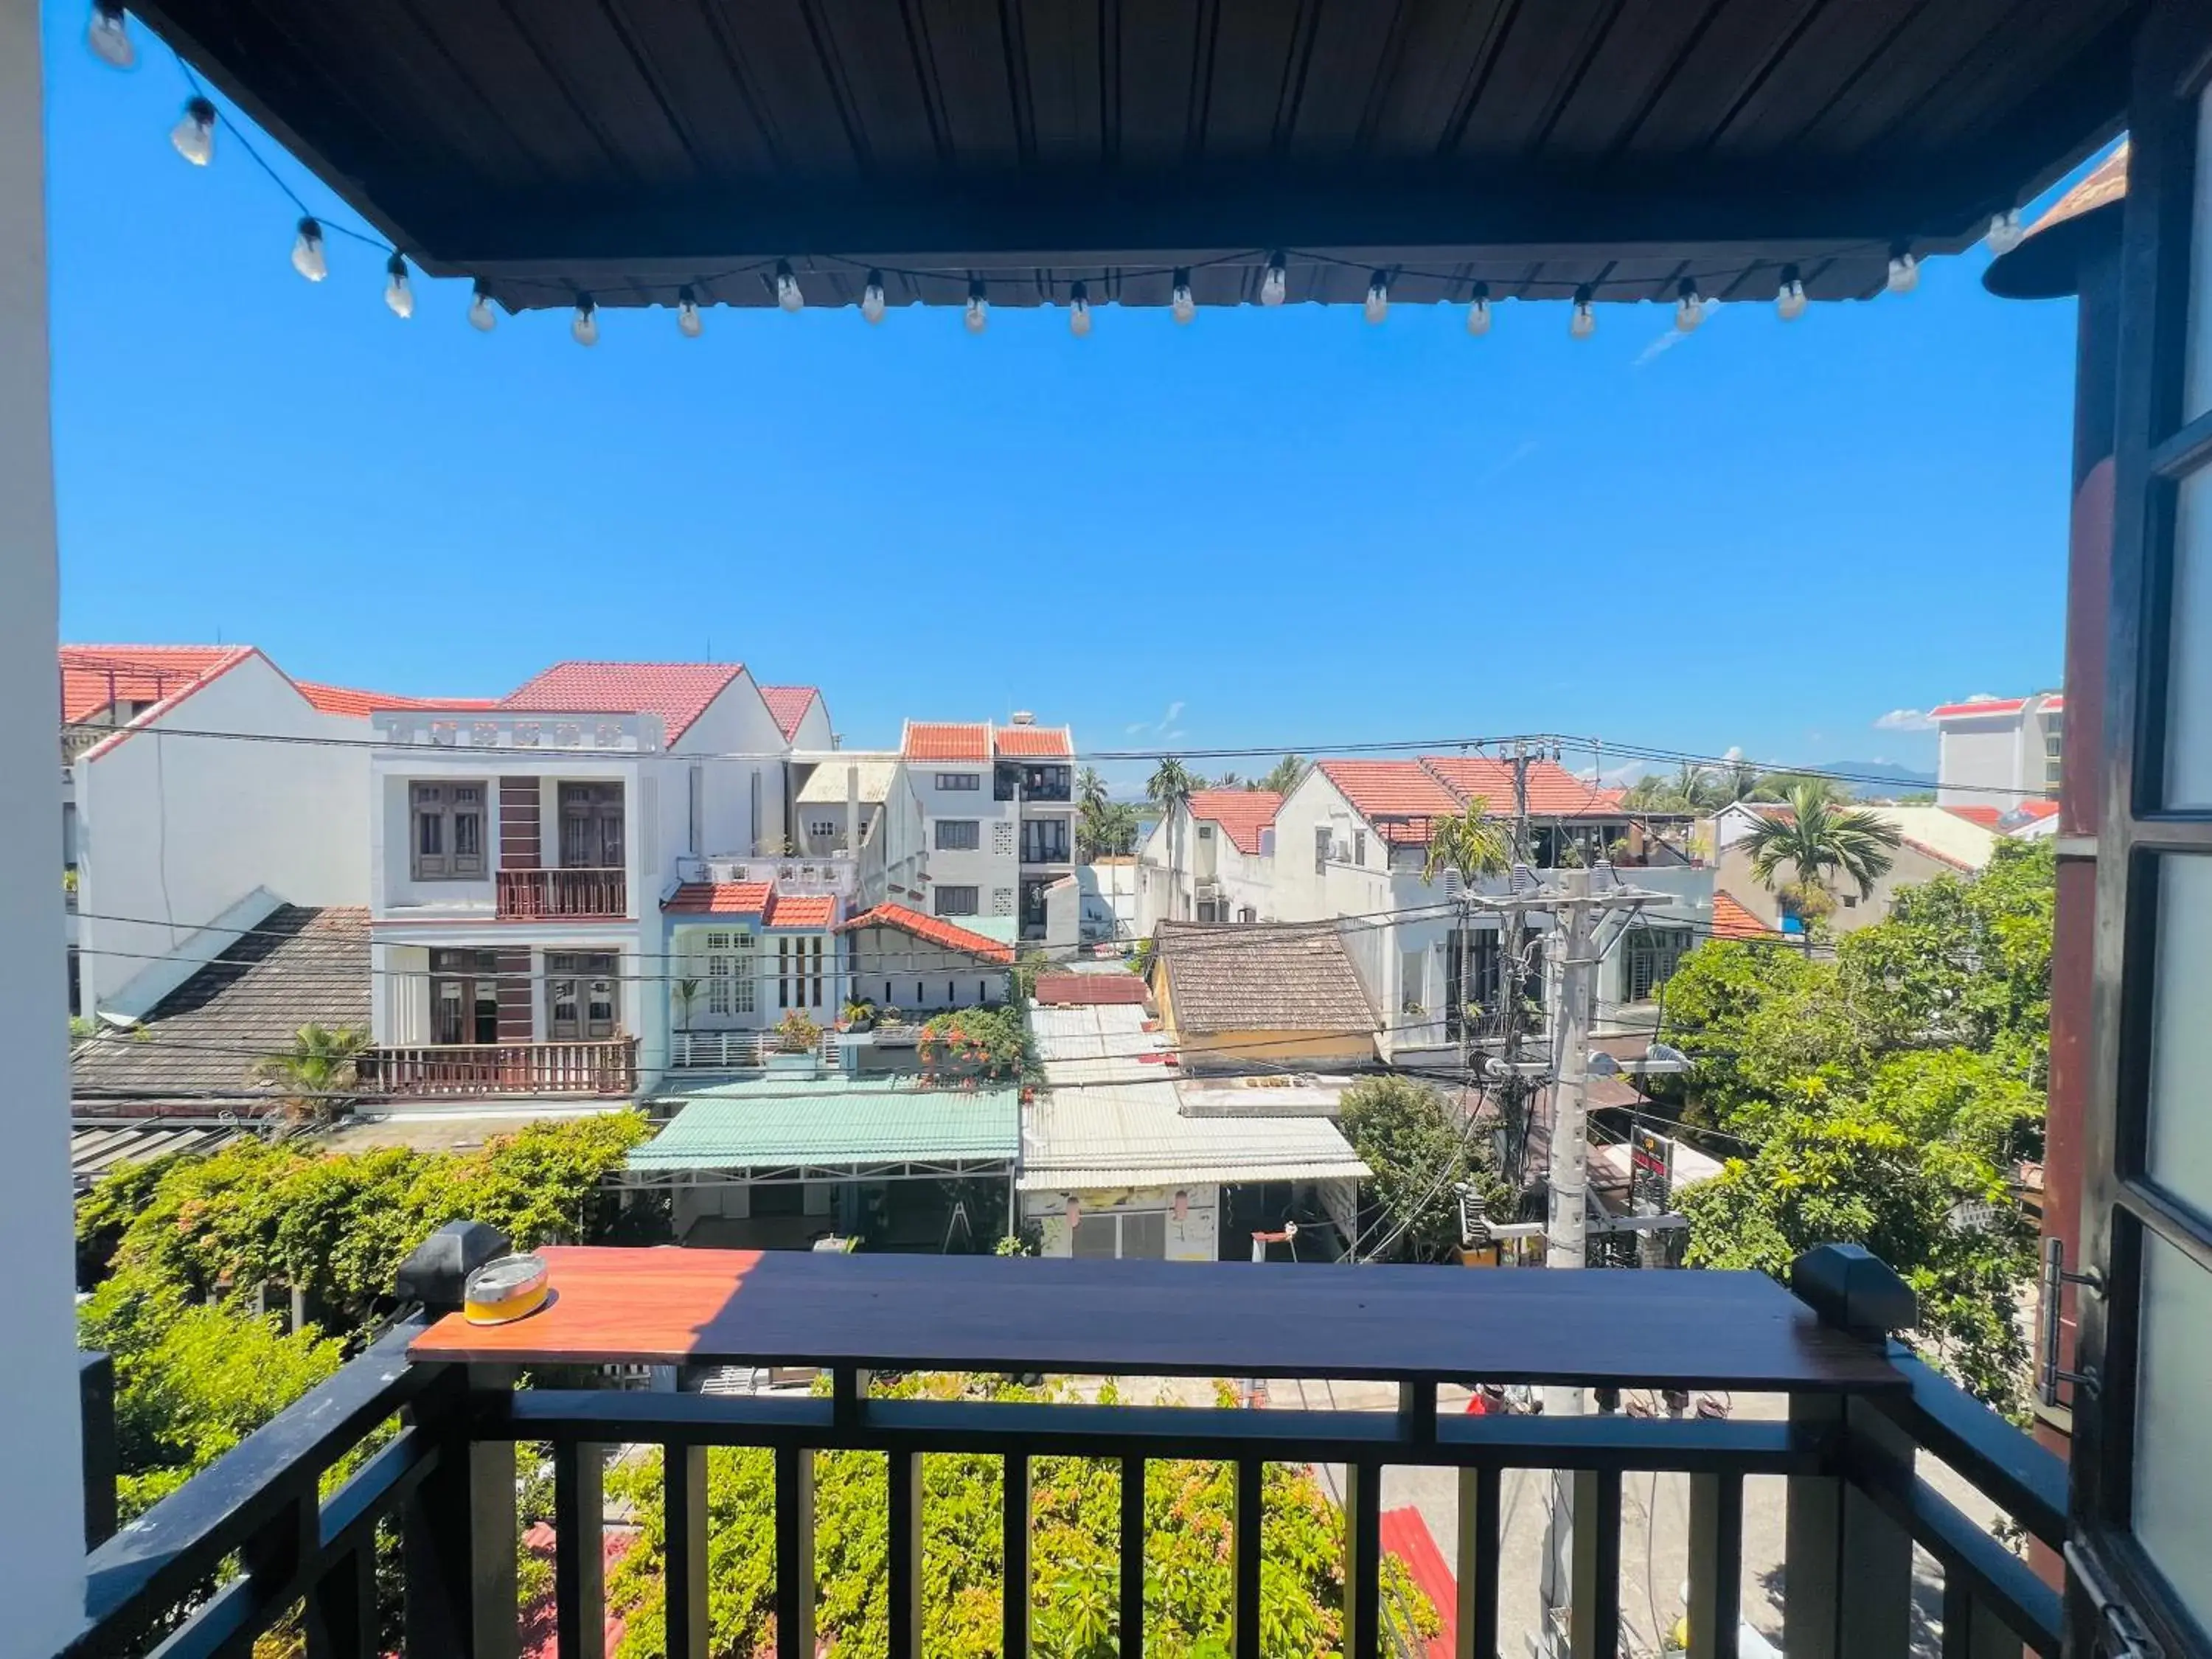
[1020,1006,1367,1192]
[630,1075,1018,1172]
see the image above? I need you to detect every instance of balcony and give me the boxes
[362,1037,637,1097]
[61,1236,2062,1659]
[495,866,627,919]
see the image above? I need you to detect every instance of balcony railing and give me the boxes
[495,866,627,919]
[362,1037,637,1097]
[59,1235,2065,1659]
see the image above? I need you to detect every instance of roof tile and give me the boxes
[1183,790,1282,855]
[994,725,1073,758]
[902,721,993,762]
[1711,891,1775,940]
[1151,920,1377,1037]
[837,902,1015,964]
[501,661,746,744]
[1420,756,1624,818]
[664,881,772,916]
[759,685,821,741]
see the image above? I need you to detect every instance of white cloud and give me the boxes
[1874,709,1936,732]
[1122,702,1192,749]
[1632,302,1725,368]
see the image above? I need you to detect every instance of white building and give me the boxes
[787,754,929,911]
[366,660,831,1096]
[66,644,448,1024]
[900,716,1077,945]
[1933,692,2062,809]
[1136,788,1281,927]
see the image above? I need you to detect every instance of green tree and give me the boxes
[1422,797,1512,887]
[1147,758,1199,914]
[919,1005,1034,1084]
[1736,782,1903,931]
[1257,755,1305,796]
[248,1022,371,1127]
[1079,766,1110,814]
[1211,770,1243,789]
[1338,1076,1508,1263]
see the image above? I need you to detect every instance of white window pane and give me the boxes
[2168,470,2212,806]
[2148,856,2212,1214]
[2135,1233,2212,1631]
[2189,86,2212,420]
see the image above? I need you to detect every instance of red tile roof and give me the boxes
[294,682,499,717]
[1317,760,1462,821]
[662,883,838,928]
[2014,800,2060,821]
[995,724,1073,758]
[836,902,1015,964]
[902,720,993,762]
[60,644,240,724]
[1032,973,1150,1006]
[1930,698,2028,719]
[758,685,821,741]
[1712,891,1776,940]
[1184,789,1282,855]
[1420,756,1624,818]
[1946,804,2004,830]
[501,661,745,744]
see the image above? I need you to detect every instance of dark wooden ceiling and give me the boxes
[137,0,2140,316]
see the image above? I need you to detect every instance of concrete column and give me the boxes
[0,4,89,1645]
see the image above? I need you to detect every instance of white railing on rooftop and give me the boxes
[680,855,858,897]
[372,711,664,753]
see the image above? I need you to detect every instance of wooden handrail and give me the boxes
[363,1037,636,1097]
[494,866,627,919]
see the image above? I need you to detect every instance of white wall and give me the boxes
[1023,1183,1220,1260]
[787,695,834,751]
[682,671,792,857]
[77,652,372,1012]
[909,762,1018,922]
[1937,716,2025,808]
[1,0,88,1630]
[846,925,1009,1012]
[1139,806,1277,926]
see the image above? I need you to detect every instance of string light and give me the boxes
[1986,209,2025,256]
[468,280,498,333]
[289,218,327,283]
[1261,252,1287,307]
[1467,282,1492,336]
[1570,284,1596,339]
[1068,281,1092,337]
[571,294,599,347]
[170,97,215,166]
[1363,271,1390,324]
[383,252,413,319]
[1674,279,1705,333]
[675,285,703,337]
[1171,268,1196,324]
[1776,265,1807,321]
[964,279,989,334]
[775,260,803,313]
[861,270,887,324]
[1886,246,1919,295]
[87,1,133,69]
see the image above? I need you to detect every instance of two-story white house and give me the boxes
[366,661,827,1098]
[1136,787,1282,926]
[900,715,1077,945]
[1933,692,2063,809]
[1268,757,1713,1063]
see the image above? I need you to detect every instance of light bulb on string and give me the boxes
[1068,281,1092,337]
[1466,283,1492,336]
[676,285,703,338]
[1986,209,2025,256]
[1674,279,1705,333]
[468,280,498,333]
[87,1,133,68]
[383,252,414,319]
[571,294,599,347]
[1570,284,1596,339]
[774,260,803,313]
[1364,271,1389,324]
[1261,252,1287,307]
[170,97,215,165]
[1886,246,1919,295]
[290,218,327,283]
[861,270,887,324]
[1775,265,1807,321]
[965,280,989,334]
[1171,268,1196,324]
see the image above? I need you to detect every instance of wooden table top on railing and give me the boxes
[411,1245,1907,1391]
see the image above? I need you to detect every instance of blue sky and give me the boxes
[44,9,2087,784]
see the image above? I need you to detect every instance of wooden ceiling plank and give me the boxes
[1195,0,1310,167]
[1018,0,1107,172]
[1619,0,1823,159]
[916,0,1029,173]
[1704,0,1925,159]
[1540,0,1728,160]
[1448,0,1620,156]
[1360,0,1514,161]
[1112,0,1204,170]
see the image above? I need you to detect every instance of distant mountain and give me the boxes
[1809,759,1938,799]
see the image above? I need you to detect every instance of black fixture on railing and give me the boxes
[60,1233,2065,1659]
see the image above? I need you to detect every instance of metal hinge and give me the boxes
[2065,1543,2165,1659]
[2039,1237,2105,1407]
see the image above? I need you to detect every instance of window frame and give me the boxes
[410,780,488,881]
[933,885,981,918]
[934,771,980,792]
[935,818,981,851]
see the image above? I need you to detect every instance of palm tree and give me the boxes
[1670,762,1725,811]
[1078,765,1110,814]
[1738,783,1902,945]
[248,1023,370,1127]
[1147,757,1198,918]
[1258,754,1306,796]
[1422,798,1513,886]
[1213,770,1244,790]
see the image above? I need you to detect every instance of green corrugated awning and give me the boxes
[628,1075,1018,1177]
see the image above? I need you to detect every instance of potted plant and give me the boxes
[767,1009,825,1077]
[841,997,877,1033]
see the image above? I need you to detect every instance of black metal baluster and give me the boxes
[1570,1471,1621,1659]
[554,1441,606,1659]
[888,1451,923,1659]
[1457,1467,1500,1659]
[1344,1461,1382,1659]
[776,1446,815,1659]
[1941,1573,2017,1659]
[1003,1453,1031,1659]
[664,1446,709,1659]
[305,1541,378,1659]
[1687,1472,1742,1659]
[1119,1455,1147,1659]
[1234,1459,1265,1659]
